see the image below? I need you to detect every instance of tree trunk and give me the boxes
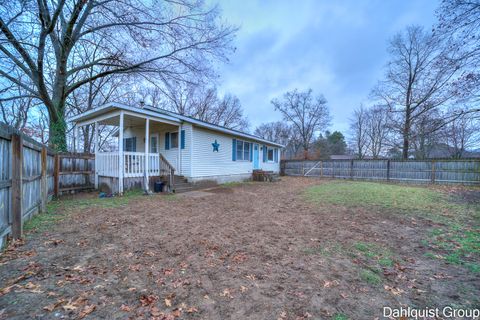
[48,98,68,152]
[402,106,411,159]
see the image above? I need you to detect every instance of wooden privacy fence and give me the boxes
[281,159,480,185]
[0,123,94,245]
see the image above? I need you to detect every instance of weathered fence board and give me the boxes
[282,159,480,185]
[0,122,95,246]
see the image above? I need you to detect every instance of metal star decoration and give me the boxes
[212,139,220,152]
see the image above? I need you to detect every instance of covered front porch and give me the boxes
[71,104,183,194]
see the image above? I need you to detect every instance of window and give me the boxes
[123,137,136,152]
[170,132,178,148]
[267,148,274,161]
[236,140,251,161]
[150,135,158,153]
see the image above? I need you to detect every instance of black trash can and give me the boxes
[154,181,164,193]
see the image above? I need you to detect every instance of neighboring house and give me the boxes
[330,154,356,160]
[69,102,283,194]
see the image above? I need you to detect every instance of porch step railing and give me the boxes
[159,153,175,191]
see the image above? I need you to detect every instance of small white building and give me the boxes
[70,102,282,193]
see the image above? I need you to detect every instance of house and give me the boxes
[69,102,283,194]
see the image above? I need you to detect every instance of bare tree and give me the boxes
[436,0,480,111]
[271,89,330,159]
[254,121,299,158]
[442,113,480,158]
[366,105,390,158]
[206,94,249,131]
[373,25,462,159]
[349,105,370,159]
[0,0,236,150]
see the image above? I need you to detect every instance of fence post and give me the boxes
[40,147,47,213]
[11,133,23,239]
[431,160,436,184]
[387,160,390,181]
[54,154,60,197]
[350,160,354,179]
[320,161,323,177]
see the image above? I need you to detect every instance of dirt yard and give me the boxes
[0,177,479,319]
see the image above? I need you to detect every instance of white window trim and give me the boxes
[266,146,275,163]
[170,131,179,149]
[236,139,251,161]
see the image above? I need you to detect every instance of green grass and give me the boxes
[24,189,146,234]
[305,181,480,274]
[359,269,382,285]
[305,181,479,220]
[427,226,480,273]
[332,313,349,320]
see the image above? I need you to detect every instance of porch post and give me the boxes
[178,123,181,175]
[145,118,150,192]
[94,121,99,189]
[118,112,124,194]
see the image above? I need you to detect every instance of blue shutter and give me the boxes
[165,132,170,150]
[249,143,253,162]
[263,145,267,162]
[232,139,237,161]
[274,148,278,163]
[180,130,185,149]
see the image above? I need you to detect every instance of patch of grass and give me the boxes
[221,181,251,187]
[351,241,395,267]
[24,189,147,234]
[23,201,66,233]
[427,226,480,273]
[305,181,477,221]
[306,181,480,274]
[332,313,349,320]
[359,269,382,285]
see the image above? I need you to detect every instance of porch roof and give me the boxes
[69,102,285,148]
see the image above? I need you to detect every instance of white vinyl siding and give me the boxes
[191,126,279,177]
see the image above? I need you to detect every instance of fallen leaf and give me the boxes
[151,306,162,317]
[78,304,95,319]
[384,285,404,296]
[171,309,181,317]
[240,285,248,293]
[43,299,65,312]
[120,304,131,312]
[165,298,172,307]
[140,294,158,306]
[220,288,233,299]
[186,306,198,313]
[163,268,175,276]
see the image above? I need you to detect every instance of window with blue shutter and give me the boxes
[180,130,185,149]
[232,139,237,161]
[274,148,279,163]
[262,145,267,162]
[165,132,170,150]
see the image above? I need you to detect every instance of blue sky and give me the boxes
[214,0,439,134]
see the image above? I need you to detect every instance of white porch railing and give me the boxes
[97,152,120,177]
[97,152,162,178]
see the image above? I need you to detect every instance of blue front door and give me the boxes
[253,144,259,169]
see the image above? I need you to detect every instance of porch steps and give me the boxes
[172,175,194,193]
[172,175,218,193]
